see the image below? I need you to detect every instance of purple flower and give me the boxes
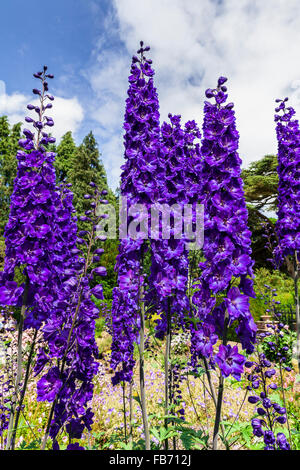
[90,284,104,299]
[215,344,245,380]
[248,395,260,404]
[276,433,290,450]
[264,430,275,446]
[225,287,250,321]
[66,443,85,450]
[93,266,107,277]
[37,367,62,402]
[262,398,272,409]
[265,369,276,378]
[0,281,24,306]
[191,324,218,359]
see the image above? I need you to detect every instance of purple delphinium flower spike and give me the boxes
[0,68,57,329]
[110,44,161,385]
[273,99,300,265]
[36,184,106,447]
[148,114,192,339]
[246,352,290,450]
[191,77,256,376]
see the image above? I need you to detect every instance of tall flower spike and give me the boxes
[192,77,257,372]
[274,99,300,373]
[0,67,58,450]
[274,99,300,264]
[148,115,192,338]
[0,67,57,328]
[110,43,161,385]
[37,184,106,448]
[246,351,290,450]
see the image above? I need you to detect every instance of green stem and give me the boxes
[212,317,229,450]
[11,329,38,450]
[138,283,150,450]
[6,278,29,450]
[278,362,292,447]
[122,382,128,444]
[294,252,300,374]
[164,299,171,450]
[203,357,228,448]
[129,380,133,444]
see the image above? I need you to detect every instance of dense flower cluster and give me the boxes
[148,114,192,338]
[191,77,256,376]
[0,67,57,329]
[0,68,61,450]
[36,183,106,447]
[110,42,161,385]
[183,120,202,207]
[0,68,106,448]
[168,358,187,421]
[246,354,290,450]
[274,98,300,264]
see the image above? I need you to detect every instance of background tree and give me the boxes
[68,131,118,299]
[0,117,22,233]
[55,130,76,183]
[242,154,278,269]
[69,131,109,216]
[242,153,294,312]
[242,154,278,211]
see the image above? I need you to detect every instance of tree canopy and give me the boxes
[0,116,22,233]
[242,154,278,211]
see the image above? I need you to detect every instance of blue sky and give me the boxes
[1,0,300,189]
[0,1,109,93]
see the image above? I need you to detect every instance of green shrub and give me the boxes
[250,268,294,322]
[260,327,296,367]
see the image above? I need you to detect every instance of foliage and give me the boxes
[261,328,296,367]
[55,131,77,183]
[68,132,109,222]
[242,154,279,269]
[0,117,22,234]
[250,268,294,321]
[242,154,278,211]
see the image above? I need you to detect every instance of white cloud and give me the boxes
[4,2,299,190]
[50,97,84,141]
[88,0,300,188]
[0,80,28,123]
[84,48,129,188]
[0,80,84,142]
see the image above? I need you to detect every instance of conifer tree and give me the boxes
[69,131,109,218]
[0,117,22,232]
[55,130,77,183]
